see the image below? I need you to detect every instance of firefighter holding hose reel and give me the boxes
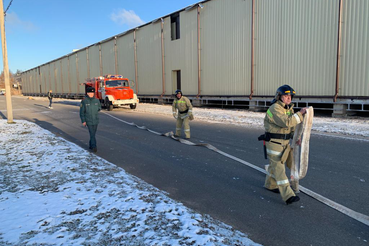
[259,85,308,205]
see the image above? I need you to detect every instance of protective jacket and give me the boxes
[80,96,101,125]
[264,100,303,141]
[47,92,53,100]
[172,96,193,116]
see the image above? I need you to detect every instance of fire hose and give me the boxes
[103,111,369,227]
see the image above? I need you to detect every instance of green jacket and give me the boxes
[264,100,303,138]
[172,96,193,115]
[80,96,101,125]
[47,91,53,100]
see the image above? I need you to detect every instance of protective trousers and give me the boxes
[264,141,296,201]
[87,124,98,149]
[175,114,190,138]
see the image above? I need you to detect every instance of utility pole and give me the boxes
[0,0,13,123]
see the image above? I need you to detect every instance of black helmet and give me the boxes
[174,89,182,96]
[271,85,295,104]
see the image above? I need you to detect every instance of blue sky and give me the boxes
[1,0,200,74]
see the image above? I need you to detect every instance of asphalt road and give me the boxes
[1,96,368,246]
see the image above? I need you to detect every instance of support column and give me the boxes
[192,98,202,107]
[332,104,347,117]
[249,101,258,111]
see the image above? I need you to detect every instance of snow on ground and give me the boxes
[0,120,261,246]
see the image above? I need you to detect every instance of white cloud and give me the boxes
[110,9,145,28]
[5,12,37,32]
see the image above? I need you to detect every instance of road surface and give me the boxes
[1,95,368,246]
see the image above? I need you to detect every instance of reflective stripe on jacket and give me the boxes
[172,96,193,114]
[264,100,303,137]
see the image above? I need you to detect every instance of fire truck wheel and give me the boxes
[130,104,137,109]
[105,99,113,111]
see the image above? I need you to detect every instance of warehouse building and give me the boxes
[21,0,369,116]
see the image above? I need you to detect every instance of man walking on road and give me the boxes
[47,90,53,109]
[261,85,307,205]
[80,87,101,153]
[172,90,193,139]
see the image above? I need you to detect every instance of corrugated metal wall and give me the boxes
[20,0,369,100]
[27,70,34,94]
[69,54,78,94]
[116,32,136,89]
[136,22,163,94]
[101,39,116,75]
[23,71,28,93]
[201,0,252,96]
[163,9,198,95]
[88,45,101,79]
[40,65,45,93]
[58,60,64,94]
[60,57,69,94]
[21,72,27,93]
[46,65,51,93]
[254,0,338,96]
[40,66,47,93]
[77,50,88,93]
[46,63,53,93]
[178,8,198,95]
[53,61,59,94]
[340,0,369,97]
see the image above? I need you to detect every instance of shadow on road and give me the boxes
[54,100,80,106]
[32,117,90,151]
[33,101,81,109]
[33,104,50,109]
[0,111,6,119]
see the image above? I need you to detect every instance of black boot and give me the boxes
[92,147,97,153]
[286,196,300,205]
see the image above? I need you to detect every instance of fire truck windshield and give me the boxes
[105,80,128,87]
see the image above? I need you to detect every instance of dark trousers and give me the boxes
[87,124,98,149]
[49,98,52,107]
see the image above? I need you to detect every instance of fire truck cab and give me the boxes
[84,75,139,111]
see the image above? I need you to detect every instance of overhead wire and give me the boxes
[4,0,14,16]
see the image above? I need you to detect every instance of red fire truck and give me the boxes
[84,75,139,111]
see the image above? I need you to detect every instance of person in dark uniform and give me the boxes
[47,90,53,109]
[80,87,101,152]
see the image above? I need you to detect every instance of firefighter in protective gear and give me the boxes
[263,85,307,205]
[47,90,53,109]
[172,90,193,139]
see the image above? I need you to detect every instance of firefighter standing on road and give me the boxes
[172,90,193,139]
[80,87,101,153]
[47,90,53,109]
[261,85,307,205]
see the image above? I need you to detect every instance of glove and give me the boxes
[188,110,194,121]
[173,112,178,119]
